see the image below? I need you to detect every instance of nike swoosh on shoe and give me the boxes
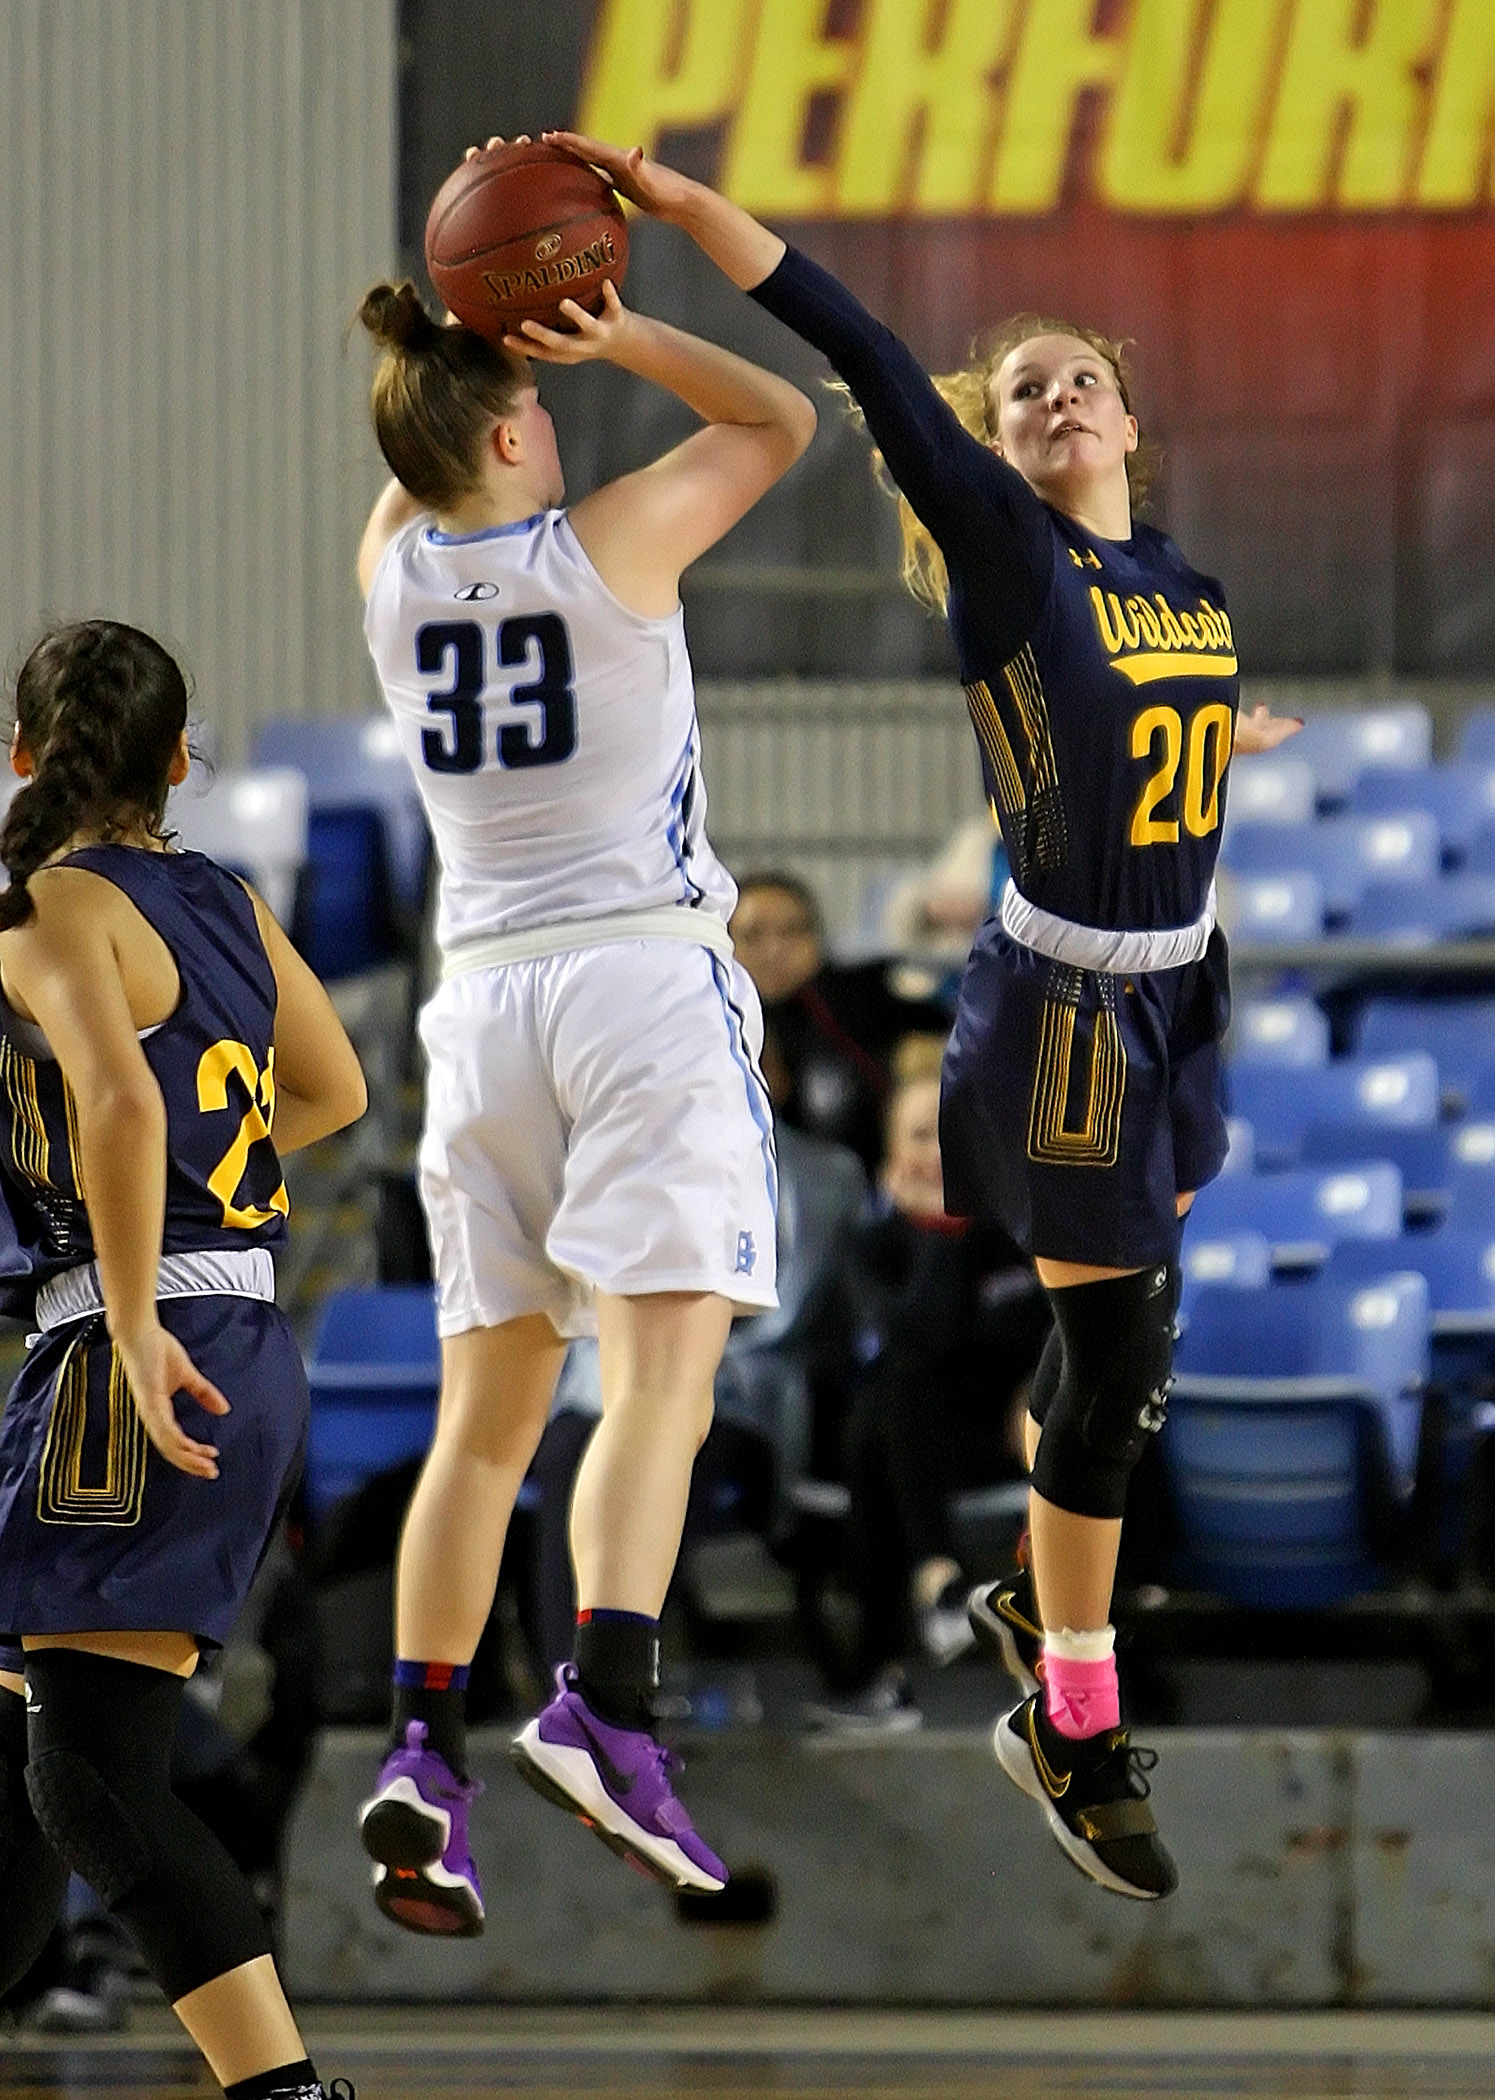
[574,1711,638,1797]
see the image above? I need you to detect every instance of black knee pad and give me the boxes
[26,1745,153,1910]
[0,1684,69,1997]
[1028,1260,1178,1521]
[24,1649,272,2004]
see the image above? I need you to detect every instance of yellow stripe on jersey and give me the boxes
[0,1037,53,1191]
[1027,971,1127,1169]
[37,1332,149,1528]
[1112,653,1239,687]
[964,679,1026,822]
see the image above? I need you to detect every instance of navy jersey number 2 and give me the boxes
[417,615,578,774]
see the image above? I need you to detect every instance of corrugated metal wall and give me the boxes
[0,0,396,761]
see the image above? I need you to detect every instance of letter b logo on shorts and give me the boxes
[735,1231,757,1276]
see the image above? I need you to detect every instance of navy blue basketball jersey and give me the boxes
[0,847,287,1309]
[752,251,1239,934]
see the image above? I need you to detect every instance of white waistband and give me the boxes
[440,907,733,981]
[35,1247,277,1335]
[999,879,1217,974]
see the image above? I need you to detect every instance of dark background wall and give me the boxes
[398,0,1495,683]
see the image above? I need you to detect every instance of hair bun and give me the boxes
[358,280,441,353]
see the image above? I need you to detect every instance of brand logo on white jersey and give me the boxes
[454,581,500,601]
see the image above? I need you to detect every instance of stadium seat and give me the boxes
[1231,995,1330,1068]
[1225,754,1316,827]
[1298,1123,1451,1225]
[252,715,431,979]
[1355,997,1495,1116]
[1442,1120,1495,1232]
[167,765,308,924]
[304,1284,440,1518]
[1351,762,1495,865]
[1287,705,1432,806]
[1222,812,1439,921]
[252,714,430,914]
[1226,1054,1439,1170]
[1349,875,1495,944]
[1167,1271,1428,1607]
[1185,1162,1403,1267]
[1224,870,1325,943]
[1178,1230,1273,1328]
[1457,709,1495,767]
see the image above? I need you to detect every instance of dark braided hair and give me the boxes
[0,621,189,931]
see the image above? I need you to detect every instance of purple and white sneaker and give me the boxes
[509,1664,727,1893]
[357,1721,485,1937]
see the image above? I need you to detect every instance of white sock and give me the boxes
[1043,1623,1116,1664]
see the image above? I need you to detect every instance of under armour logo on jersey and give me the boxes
[454,581,500,600]
[735,1231,757,1276]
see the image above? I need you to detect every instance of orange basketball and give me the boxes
[424,140,629,341]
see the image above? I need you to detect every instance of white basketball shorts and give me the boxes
[417,940,779,1338]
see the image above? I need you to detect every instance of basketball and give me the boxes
[424,140,629,340]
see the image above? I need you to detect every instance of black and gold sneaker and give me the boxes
[967,1557,1043,1697]
[993,1693,1177,1901]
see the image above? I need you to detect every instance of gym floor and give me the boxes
[6,2008,1495,2099]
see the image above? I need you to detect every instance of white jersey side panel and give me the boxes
[364,511,736,950]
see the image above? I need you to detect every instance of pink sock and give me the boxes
[1043,1650,1120,1739]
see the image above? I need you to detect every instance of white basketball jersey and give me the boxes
[364,510,736,952]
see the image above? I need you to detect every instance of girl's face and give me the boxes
[988,333,1138,512]
[882,1076,946,1221]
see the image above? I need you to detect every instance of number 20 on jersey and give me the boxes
[415,615,578,773]
[1130,701,1233,846]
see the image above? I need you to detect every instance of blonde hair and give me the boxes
[358,280,530,511]
[891,1032,948,1091]
[838,314,1159,614]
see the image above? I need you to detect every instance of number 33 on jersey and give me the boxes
[363,509,738,954]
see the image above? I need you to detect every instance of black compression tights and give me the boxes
[0,1677,70,1998]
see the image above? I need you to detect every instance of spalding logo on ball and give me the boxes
[424,140,630,341]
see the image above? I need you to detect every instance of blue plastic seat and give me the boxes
[1167,1271,1428,1607]
[1226,754,1316,827]
[1186,1162,1403,1267]
[1298,1123,1451,1224]
[1225,870,1325,943]
[1457,709,1495,766]
[1222,812,1439,921]
[168,766,308,924]
[1287,706,1432,806]
[1226,1054,1438,1170]
[304,1284,440,1518]
[1443,1120,1495,1233]
[1349,875,1495,944]
[1355,998,1495,1116]
[1231,995,1330,1068]
[1351,763,1495,864]
[253,716,431,977]
[1178,1229,1273,1330]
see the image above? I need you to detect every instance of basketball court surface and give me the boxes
[6,2009,1495,2099]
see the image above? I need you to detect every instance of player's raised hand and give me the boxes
[542,132,690,219]
[1233,704,1305,756]
[505,280,633,364]
[116,1321,231,1481]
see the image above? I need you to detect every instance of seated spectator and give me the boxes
[526,1022,868,1669]
[804,1036,1049,1735]
[731,870,950,1175]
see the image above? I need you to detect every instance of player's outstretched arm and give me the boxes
[358,477,426,600]
[1233,705,1304,756]
[515,281,816,616]
[543,133,784,291]
[1,871,230,1479]
[545,131,1041,592]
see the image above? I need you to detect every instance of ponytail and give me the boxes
[0,622,189,929]
[357,278,529,510]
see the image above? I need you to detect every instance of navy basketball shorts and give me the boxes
[0,1293,308,1650]
[941,921,1231,1270]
